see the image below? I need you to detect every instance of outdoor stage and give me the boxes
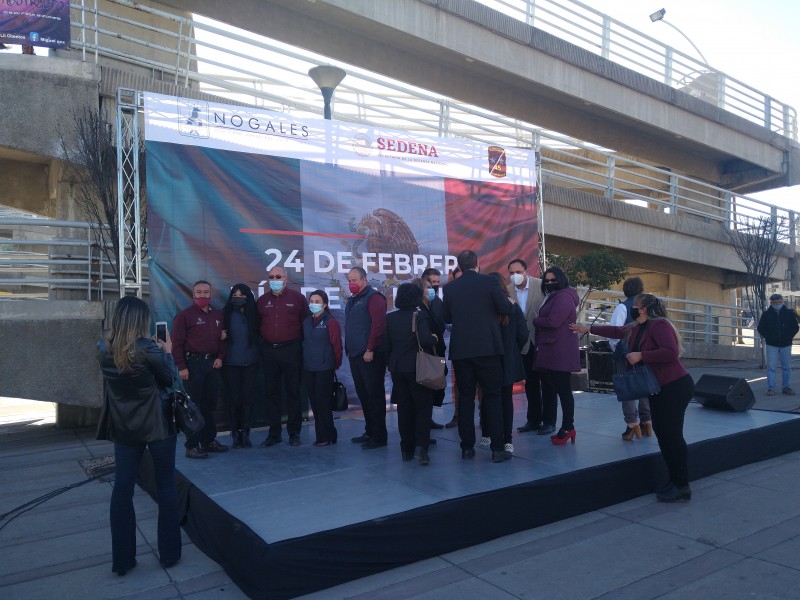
[143,389,800,600]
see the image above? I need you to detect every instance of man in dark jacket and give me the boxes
[757,293,799,396]
[442,250,512,462]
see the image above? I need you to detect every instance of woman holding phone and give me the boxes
[97,297,181,575]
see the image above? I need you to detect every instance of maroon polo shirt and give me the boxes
[257,287,310,344]
[172,304,226,370]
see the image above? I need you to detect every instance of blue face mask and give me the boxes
[309,303,324,315]
[426,288,436,302]
[269,280,284,293]
[772,303,783,311]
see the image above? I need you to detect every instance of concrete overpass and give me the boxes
[156,0,800,195]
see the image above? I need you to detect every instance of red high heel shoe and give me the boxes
[551,428,576,445]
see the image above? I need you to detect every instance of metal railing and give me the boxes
[65,0,797,246]
[0,218,118,300]
[476,0,797,139]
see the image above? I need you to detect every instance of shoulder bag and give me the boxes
[413,311,447,390]
[332,373,348,411]
[170,375,205,437]
[612,364,661,402]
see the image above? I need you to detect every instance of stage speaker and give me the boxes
[694,375,755,412]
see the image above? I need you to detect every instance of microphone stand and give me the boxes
[581,305,611,347]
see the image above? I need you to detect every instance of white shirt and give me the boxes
[608,301,628,350]
[515,278,530,315]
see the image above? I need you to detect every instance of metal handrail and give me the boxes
[477,0,797,139]
[66,0,797,246]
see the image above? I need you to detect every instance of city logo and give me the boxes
[488,145,506,178]
[177,98,210,139]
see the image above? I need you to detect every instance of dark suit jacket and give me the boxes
[384,307,437,374]
[442,269,511,361]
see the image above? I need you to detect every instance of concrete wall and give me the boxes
[0,301,104,409]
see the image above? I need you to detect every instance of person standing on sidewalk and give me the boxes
[757,293,799,396]
[172,280,228,459]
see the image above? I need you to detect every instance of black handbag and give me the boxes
[170,375,205,437]
[612,364,661,402]
[413,311,446,390]
[332,374,348,411]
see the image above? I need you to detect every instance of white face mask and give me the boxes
[510,273,524,286]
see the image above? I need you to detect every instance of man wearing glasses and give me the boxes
[257,266,310,447]
[757,293,799,396]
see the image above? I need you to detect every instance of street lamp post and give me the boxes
[649,8,709,65]
[308,65,346,120]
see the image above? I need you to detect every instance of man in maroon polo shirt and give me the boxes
[172,280,228,459]
[257,266,310,447]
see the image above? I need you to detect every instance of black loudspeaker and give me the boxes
[694,375,755,412]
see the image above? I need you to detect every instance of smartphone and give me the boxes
[155,321,168,343]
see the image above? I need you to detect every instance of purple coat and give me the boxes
[532,287,581,372]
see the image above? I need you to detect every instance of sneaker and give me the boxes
[185,447,208,459]
[504,443,514,454]
[479,437,491,448]
[783,387,795,395]
[767,389,776,396]
[205,439,228,453]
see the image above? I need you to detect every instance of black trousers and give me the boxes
[306,368,337,443]
[541,370,574,431]
[392,371,433,453]
[222,363,259,432]
[184,356,220,448]
[260,341,303,438]
[522,351,557,426]
[454,355,503,451]
[349,352,388,443]
[650,374,694,487]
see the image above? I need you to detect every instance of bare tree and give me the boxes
[546,248,628,313]
[723,215,788,364]
[59,105,146,284]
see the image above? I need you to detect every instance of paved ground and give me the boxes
[1,354,799,599]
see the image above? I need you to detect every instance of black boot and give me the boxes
[241,429,252,449]
[231,429,243,449]
[417,446,430,466]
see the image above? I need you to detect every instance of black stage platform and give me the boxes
[141,390,800,599]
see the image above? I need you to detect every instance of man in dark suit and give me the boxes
[442,250,512,462]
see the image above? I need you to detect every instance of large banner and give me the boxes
[0,0,70,49]
[144,92,538,335]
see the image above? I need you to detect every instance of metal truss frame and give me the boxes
[115,88,143,297]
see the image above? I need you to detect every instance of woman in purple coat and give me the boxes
[571,294,694,502]
[532,266,581,445]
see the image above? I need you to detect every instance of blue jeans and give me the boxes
[766,344,792,390]
[110,436,181,571]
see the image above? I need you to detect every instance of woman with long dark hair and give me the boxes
[532,266,581,445]
[302,289,343,446]
[384,282,438,465]
[97,296,181,575]
[572,294,695,502]
[222,283,261,448]
[487,272,529,458]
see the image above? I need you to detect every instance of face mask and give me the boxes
[426,288,436,302]
[432,285,439,292]
[309,303,324,315]
[543,282,558,293]
[194,297,210,308]
[231,296,246,307]
[269,280,284,293]
[629,307,641,320]
[510,273,524,286]
[772,303,783,311]
[348,282,362,295]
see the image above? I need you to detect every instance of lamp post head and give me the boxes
[308,65,346,120]
[649,8,666,22]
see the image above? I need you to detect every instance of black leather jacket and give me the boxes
[96,338,177,445]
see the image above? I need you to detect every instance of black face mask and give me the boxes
[544,282,558,293]
[231,296,247,307]
[629,307,641,320]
